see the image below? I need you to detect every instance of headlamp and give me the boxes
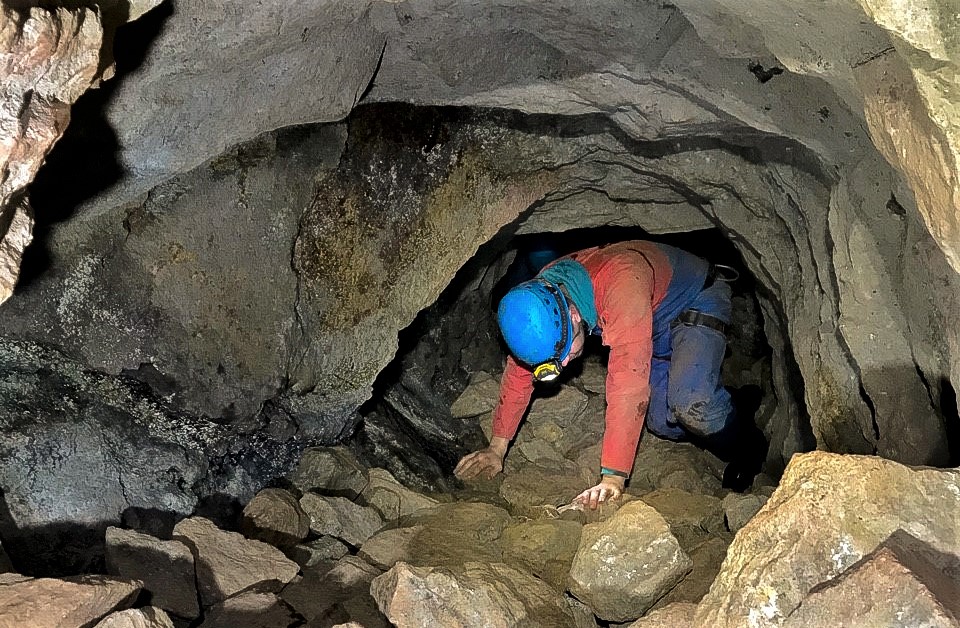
[533,359,562,383]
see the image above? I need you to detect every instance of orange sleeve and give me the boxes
[595,261,655,476]
[491,355,535,440]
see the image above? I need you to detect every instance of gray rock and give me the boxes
[721,492,768,533]
[449,371,500,419]
[372,561,579,628]
[172,517,299,608]
[105,527,200,620]
[288,536,351,569]
[654,536,729,607]
[300,494,383,547]
[568,500,693,622]
[639,488,727,550]
[281,556,382,622]
[289,447,369,499]
[359,468,438,522]
[241,488,310,549]
[199,589,300,628]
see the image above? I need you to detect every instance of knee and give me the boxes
[671,399,711,436]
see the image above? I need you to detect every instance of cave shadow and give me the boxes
[17,1,173,290]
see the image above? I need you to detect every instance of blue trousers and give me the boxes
[646,281,734,440]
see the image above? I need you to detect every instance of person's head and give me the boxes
[497,279,585,383]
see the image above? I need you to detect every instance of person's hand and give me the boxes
[454,437,509,480]
[574,475,625,510]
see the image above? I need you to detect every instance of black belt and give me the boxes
[673,309,728,335]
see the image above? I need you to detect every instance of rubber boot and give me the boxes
[704,385,767,492]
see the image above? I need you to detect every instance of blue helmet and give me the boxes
[497,279,573,367]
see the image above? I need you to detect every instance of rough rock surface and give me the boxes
[198,589,301,628]
[241,488,310,549]
[281,556,382,623]
[289,447,369,499]
[372,561,579,628]
[722,492,768,533]
[399,501,512,565]
[289,536,351,568]
[172,517,299,607]
[501,519,582,588]
[300,494,383,547]
[638,488,727,549]
[359,468,439,522]
[782,531,960,627]
[0,4,102,303]
[94,607,175,628]
[654,536,729,607]
[105,527,199,620]
[568,500,693,622]
[696,452,960,627]
[0,574,140,628]
[628,602,697,628]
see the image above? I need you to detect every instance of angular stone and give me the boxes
[300,493,383,547]
[105,527,200,620]
[628,436,725,497]
[654,536,729,607]
[0,575,140,628]
[289,536,351,568]
[638,488,726,549]
[450,371,500,419]
[627,602,697,627]
[568,500,692,622]
[721,492,768,533]
[94,607,175,628]
[289,447,369,499]
[172,516,299,608]
[359,526,422,571]
[241,488,310,548]
[372,561,579,627]
[782,531,960,628]
[199,589,300,628]
[399,501,512,565]
[281,556,382,622]
[501,519,582,588]
[696,452,960,627]
[359,468,438,522]
[499,464,585,515]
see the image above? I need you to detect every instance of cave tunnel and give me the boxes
[2,0,960,625]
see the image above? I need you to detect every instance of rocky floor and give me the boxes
[0,360,958,627]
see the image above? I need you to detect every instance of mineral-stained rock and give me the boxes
[399,501,512,565]
[359,467,439,522]
[568,500,692,622]
[300,493,383,547]
[781,530,960,628]
[638,488,727,549]
[199,588,301,628]
[627,602,697,627]
[371,561,580,628]
[94,607,175,628]
[359,526,422,571]
[289,447,369,499]
[105,527,200,619]
[721,492,768,533]
[501,519,582,588]
[241,488,311,548]
[289,536,351,568]
[281,556,382,622]
[0,575,140,628]
[172,517,299,608]
[696,452,960,627]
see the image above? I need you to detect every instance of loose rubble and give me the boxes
[0,363,956,627]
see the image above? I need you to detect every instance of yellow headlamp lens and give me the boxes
[533,361,562,383]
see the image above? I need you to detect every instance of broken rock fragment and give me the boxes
[501,519,582,588]
[172,516,299,608]
[721,492,768,533]
[567,500,692,622]
[359,467,438,521]
[289,446,369,499]
[299,493,383,547]
[288,535,351,568]
[372,561,580,628]
[0,574,141,628]
[627,602,697,627]
[241,487,311,548]
[198,588,301,628]
[281,556,382,622]
[105,526,200,620]
[94,607,175,628]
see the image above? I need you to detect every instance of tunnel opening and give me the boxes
[350,223,785,496]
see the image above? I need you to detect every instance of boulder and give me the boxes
[781,531,960,627]
[359,526,422,571]
[638,488,727,549]
[281,556,382,622]
[501,519,582,588]
[199,588,301,628]
[499,464,586,515]
[399,501,512,565]
[105,527,200,619]
[721,492,768,533]
[172,517,299,607]
[450,371,501,421]
[289,447,369,499]
[628,436,725,497]
[654,536,729,607]
[372,561,580,627]
[241,488,311,548]
[627,602,697,627]
[288,536,351,568]
[94,608,175,628]
[696,452,960,626]
[0,575,140,628]
[359,468,439,522]
[300,493,383,547]
[568,500,692,622]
